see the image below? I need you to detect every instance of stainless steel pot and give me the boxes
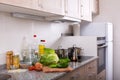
[55,49,68,58]
[68,47,82,62]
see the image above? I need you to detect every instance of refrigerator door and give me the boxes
[106,23,113,42]
[106,41,113,80]
[80,22,113,80]
[80,23,106,37]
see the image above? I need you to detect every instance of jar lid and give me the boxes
[6,51,13,55]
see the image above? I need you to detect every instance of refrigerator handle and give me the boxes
[98,44,107,48]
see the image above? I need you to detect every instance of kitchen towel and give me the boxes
[72,23,80,36]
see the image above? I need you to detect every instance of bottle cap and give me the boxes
[41,40,45,42]
[33,35,37,37]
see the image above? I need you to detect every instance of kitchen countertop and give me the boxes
[0,56,98,80]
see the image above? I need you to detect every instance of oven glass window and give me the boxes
[97,45,106,73]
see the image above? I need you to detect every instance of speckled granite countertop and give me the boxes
[0,56,98,80]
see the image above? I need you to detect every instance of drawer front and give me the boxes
[57,66,85,80]
[85,60,97,80]
[97,70,106,80]
[85,60,97,73]
[86,73,97,80]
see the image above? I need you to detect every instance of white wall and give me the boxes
[93,0,120,80]
[0,12,71,65]
[53,36,97,56]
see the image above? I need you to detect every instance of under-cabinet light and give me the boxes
[11,13,46,21]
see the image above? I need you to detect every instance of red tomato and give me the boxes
[35,62,43,71]
[28,66,35,71]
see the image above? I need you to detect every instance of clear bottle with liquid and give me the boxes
[31,34,39,64]
[21,36,29,62]
[31,35,38,52]
[38,40,46,57]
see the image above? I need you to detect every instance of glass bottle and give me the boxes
[21,36,29,62]
[31,35,39,63]
[38,40,46,57]
[31,35,38,54]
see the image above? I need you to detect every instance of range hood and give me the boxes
[12,13,81,22]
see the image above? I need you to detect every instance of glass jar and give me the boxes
[6,51,13,70]
[13,55,20,69]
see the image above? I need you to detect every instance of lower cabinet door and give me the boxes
[56,60,98,80]
[57,66,85,80]
[86,73,97,80]
[97,70,106,80]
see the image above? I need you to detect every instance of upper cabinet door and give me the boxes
[80,0,92,21]
[37,0,64,15]
[65,0,80,19]
[0,0,33,8]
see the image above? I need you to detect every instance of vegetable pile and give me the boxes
[49,58,70,68]
[40,48,59,66]
[28,62,42,71]
[28,48,70,71]
[40,48,70,68]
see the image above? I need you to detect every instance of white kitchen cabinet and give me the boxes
[0,0,94,22]
[65,0,80,19]
[0,0,64,15]
[0,0,64,18]
[80,0,92,21]
[36,0,64,15]
[45,0,81,22]
[0,0,33,9]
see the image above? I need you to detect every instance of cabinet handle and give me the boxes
[76,73,80,78]
[70,76,76,80]
[65,0,68,14]
[38,0,43,8]
[98,77,102,80]
[88,66,92,69]
[88,74,92,77]
[80,4,83,18]
[41,4,43,8]
[65,10,68,13]
[38,0,40,6]
[81,5,83,7]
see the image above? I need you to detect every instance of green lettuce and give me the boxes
[40,48,59,66]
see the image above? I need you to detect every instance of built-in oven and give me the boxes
[97,37,107,74]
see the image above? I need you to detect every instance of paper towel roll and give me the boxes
[72,23,80,36]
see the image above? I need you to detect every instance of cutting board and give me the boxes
[42,66,73,73]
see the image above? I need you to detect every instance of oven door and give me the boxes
[97,44,107,74]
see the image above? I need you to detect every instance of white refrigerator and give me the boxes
[80,22,113,80]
